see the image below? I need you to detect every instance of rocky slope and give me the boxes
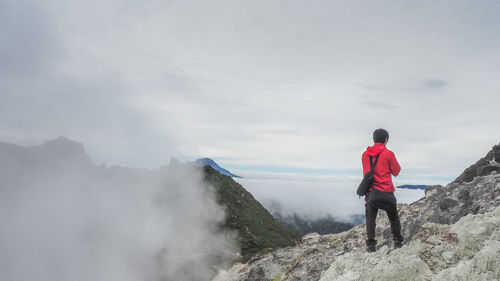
[453,143,500,183]
[213,156,500,281]
[320,205,500,281]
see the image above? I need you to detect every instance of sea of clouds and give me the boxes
[236,173,427,222]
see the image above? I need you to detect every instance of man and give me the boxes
[362,128,403,252]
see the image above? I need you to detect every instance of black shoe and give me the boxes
[394,241,403,248]
[366,244,376,253]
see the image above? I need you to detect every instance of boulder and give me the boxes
[494,143,500,162]
[438,197,459,211]
[425,185,444,200]
[476,165,500,177]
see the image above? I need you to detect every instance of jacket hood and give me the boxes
[366,143,386,156]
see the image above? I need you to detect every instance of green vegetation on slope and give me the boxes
[202,166,301,260]
[273,212,354,235]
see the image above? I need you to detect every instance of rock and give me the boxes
[476,165,500,177]
[457,189,470,202]
[425,185,444,200]
[246,267,266,281]
[302,233,321,243]
[319,207,500,281]
[494,144,500,162]
[439,198,459,211]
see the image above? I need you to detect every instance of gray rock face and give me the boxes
[453,144,499,183]
[494,144,500,162]
[476,165,500,176]
[319,206,500,281]
[213,173,500,281]
[438,197,458,211]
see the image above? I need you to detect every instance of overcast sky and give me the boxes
[1,0,500,183]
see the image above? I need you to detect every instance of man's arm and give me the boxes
[362,152,370,176]
[389,151,401,176]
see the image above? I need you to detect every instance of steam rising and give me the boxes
[0,139,236,281]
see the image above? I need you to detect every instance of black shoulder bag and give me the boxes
[356,154,380,196]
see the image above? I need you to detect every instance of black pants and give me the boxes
[365,189,403,245]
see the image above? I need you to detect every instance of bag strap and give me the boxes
[362,154,381,198]
[369,154,380,171]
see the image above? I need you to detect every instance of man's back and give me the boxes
[362,143,401,192]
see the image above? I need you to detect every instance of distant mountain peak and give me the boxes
[42,136,85,151]
[195,158,241,178]
[397,185,429,190]
[0,136,93,169]
[40,136,89,160]
[49,136,74,143]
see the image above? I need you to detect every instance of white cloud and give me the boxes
[1,0,499,180]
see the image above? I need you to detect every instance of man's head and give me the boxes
[373,128,389,144]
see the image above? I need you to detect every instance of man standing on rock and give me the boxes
[362,128,404,252]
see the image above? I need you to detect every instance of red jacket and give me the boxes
[362,143,401,192]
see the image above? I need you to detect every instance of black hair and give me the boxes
[373,128,389,143]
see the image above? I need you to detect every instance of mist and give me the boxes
[236,173,429,222]
[0,138,237,281]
